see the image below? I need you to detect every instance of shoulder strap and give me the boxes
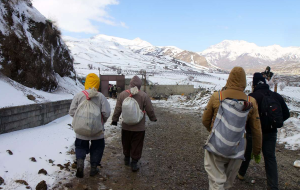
[126,90,132,97]
[82,90,90,100]
[219,91,223,102]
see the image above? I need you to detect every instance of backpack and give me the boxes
[260,91,283,129]
[72,90,104,137]
[204,91,252,160]
[122,88,145,125]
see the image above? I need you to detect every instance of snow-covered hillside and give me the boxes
[63,34,212,76]
[199,40,300,72]
[0,0,83,107]
[63,34,216,87]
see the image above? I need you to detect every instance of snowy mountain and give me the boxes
[199,40,300,72]
[63,34,211,79]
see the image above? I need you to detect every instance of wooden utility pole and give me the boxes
[144,70,147,93]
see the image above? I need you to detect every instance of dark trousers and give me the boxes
[239,133,278,190]
[121,129,145,161]
[75,138,105,167]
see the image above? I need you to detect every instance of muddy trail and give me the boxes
[61,106,300,190]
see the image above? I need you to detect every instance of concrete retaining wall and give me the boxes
[0,100,72,134]
[125,85,195,97]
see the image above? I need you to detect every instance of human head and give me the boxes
[266,66,270,72]
[225,67,246,91]
[129,75,142,90]
[252,72,266,87]
[84,73,100,90]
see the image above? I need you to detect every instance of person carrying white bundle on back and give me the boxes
[69,73,111,178]
[111,75,157,172]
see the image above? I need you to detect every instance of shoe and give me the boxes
[124,156,130,166]
[131,160,139,172]
[90,166,99,177]
[76,159,84,178]
[237,173,245,180]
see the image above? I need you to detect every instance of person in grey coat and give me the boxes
[69,73,111,178]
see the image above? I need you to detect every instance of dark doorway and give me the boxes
[100,75,125,97]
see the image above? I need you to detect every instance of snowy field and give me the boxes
[0,99,117,190]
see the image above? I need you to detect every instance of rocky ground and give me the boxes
[58,106,300,190]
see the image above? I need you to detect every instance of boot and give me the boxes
[131,160,139,172]
[90,166,99,177]
[76,159,84,178]
[237,173,245,180]
[124,156,130,166]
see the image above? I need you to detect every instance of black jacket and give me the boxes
[247,84,290,134]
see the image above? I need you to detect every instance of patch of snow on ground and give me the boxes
[0,98,117,189]
[278,117,300,150]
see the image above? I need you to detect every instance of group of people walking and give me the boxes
[202,67,289,190]
[109,84,122,98]
[69,66,289,190]
[69,74,156,176]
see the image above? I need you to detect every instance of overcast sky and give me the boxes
[33,0,300,52]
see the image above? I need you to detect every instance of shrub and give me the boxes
[279,82,286,91]
[87,64,93,70]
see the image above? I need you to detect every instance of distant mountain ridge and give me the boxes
[198,40,300,73]
[64,34,299,75]
[64,34,211,75]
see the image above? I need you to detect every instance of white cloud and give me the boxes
[120,22,128,29]
[33,0,127,34]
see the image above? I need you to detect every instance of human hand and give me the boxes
[251,153,261,164]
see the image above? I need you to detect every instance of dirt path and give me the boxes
[63,106,300,190]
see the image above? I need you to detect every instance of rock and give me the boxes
[38,169,48,175]
[57,164,64,170]
[0,0,75,91]
[0,176,4,185]
[251,180,255,184]
[27,95,36,100]
[71,162,77,169]
[64,183,73,188]
[6,150,13,155]
[30,157,37,162]
[36,180,47,190]
[15,180,29,186]
[48,159,54,164]
[26,186,31,189]
[294,160,300,168]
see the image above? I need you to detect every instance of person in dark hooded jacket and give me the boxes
[238,73,290,190]
[111,75,157,172]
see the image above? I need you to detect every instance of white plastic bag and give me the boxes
[72,90,103,137]
[122,87,144,125]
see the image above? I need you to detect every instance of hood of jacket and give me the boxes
[225,67,246,91]
[129,75,142,90]
[85,73,100,90]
